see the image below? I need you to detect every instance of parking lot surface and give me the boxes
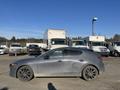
[0,55,120,90]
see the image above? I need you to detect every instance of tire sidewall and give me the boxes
[17,65,34,81]
[82,65,98,81]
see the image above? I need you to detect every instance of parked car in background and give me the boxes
[27,44,41,55]
[72,40,89,48]
[86,36,110,56]
[0,47,9,55]
[9,43,25,56]
[108,41,120,57]
[9,47,104,81]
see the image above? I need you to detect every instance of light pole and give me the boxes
[92,17,98,36]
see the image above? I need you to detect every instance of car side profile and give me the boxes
[9,47,104,81]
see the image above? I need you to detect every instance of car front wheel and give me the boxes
[17,66,34,81]
[82,65,98,81]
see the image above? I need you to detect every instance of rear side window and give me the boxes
[63,49,82,56]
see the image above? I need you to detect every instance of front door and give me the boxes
[37,49,67,76]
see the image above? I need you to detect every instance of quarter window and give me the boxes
[63,49,82,56]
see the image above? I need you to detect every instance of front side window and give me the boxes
[44,49,63,59]
[29,45,39,48]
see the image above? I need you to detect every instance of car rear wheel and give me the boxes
[82,65,98,81]
[17,66,34,81]
[113,51,119,57]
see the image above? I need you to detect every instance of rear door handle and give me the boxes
[58,60,62,62]
[79,59,84,62]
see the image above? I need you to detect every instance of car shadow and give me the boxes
[38,76,83,80]
[0,87,8,90]
[48,82,57,90]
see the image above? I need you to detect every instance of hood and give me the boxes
[12,57,37,65]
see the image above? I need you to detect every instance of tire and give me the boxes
[17,66,34,81]
[82,65,98,81]
[114,51,119,57]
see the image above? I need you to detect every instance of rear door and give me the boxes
[62,49,83,75]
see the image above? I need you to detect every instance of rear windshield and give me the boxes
[0,47,4,49]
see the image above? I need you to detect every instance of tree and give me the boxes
[113,34,120,42]
[0,36,7,41]
[11,36,16,42]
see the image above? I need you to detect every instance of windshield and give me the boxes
[11,44,21,47]
[0,47,4,49]
[92,42,104,46]
[51,39,66,45]
[114,42,120,46]
[73,41,86,46]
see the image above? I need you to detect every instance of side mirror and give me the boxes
[44,55,49,59]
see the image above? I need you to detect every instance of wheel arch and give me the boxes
[16,65,34,78]
[81,64,100,76]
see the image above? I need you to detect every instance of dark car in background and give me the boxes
[27,44,41,55]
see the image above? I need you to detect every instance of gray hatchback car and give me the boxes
[9,47,104,81]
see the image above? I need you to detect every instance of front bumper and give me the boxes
[9,64,18,78]
[96,52,110,56]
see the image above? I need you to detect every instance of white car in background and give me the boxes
[72,40,89,49]
[9,43,26,56]
[0,47,8,55]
